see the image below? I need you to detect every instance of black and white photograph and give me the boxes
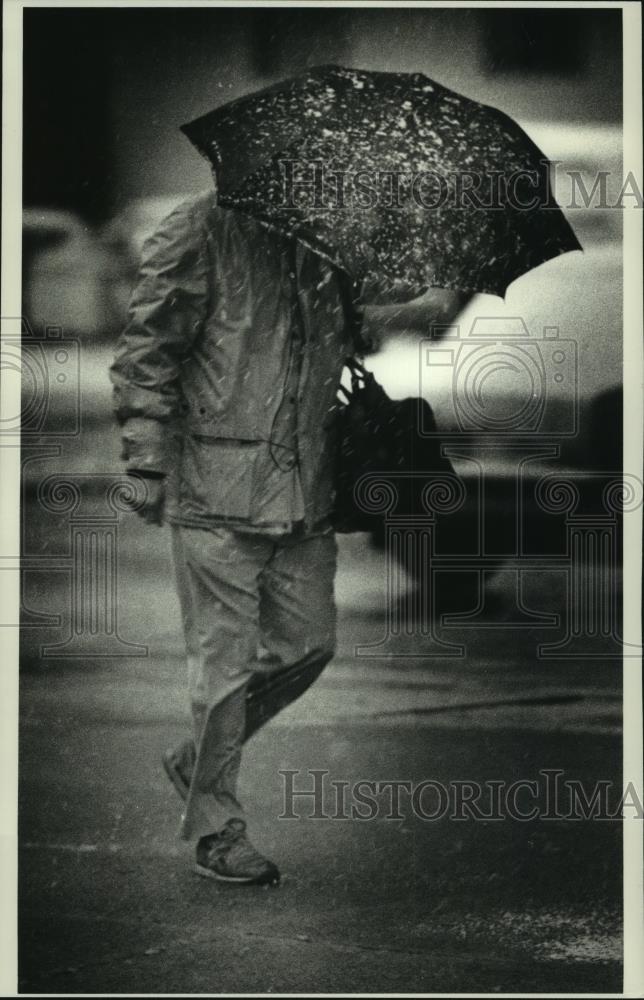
[2,0,643,995]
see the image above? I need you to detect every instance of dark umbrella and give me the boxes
[182,65,580,299]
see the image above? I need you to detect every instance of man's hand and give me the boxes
[135,474,166,525]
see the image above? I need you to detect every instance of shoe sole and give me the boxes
[162,750,190,802]
[194,862,280,886]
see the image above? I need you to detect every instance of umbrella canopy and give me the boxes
[182,65,581,299]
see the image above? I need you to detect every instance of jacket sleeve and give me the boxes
[358,276,430,306]
[337,274,429,355]
[109,197,210,474]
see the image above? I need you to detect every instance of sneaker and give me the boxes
[162,740,195,801]
[195,818,280,886]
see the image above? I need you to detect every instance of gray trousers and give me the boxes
[170,522,337,841]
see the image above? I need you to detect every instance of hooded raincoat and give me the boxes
[110,190,355,532]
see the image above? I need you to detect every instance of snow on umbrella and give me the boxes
[181,65,581,299]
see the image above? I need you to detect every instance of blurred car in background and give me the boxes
[23,208,132,339]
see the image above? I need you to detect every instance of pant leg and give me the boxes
[171,526,203,743]
[171,524,272,841]
[246,526,338,739]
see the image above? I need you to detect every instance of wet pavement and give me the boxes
[19,526,623,994]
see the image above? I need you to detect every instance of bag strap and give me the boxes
[346,357,371,392]
[336,267,370,360]
[337,356,376,404]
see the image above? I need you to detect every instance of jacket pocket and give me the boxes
[178,435,260,520]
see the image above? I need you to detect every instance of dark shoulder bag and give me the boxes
[331,358,460,533]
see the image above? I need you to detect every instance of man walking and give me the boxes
[110,189,356,885]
